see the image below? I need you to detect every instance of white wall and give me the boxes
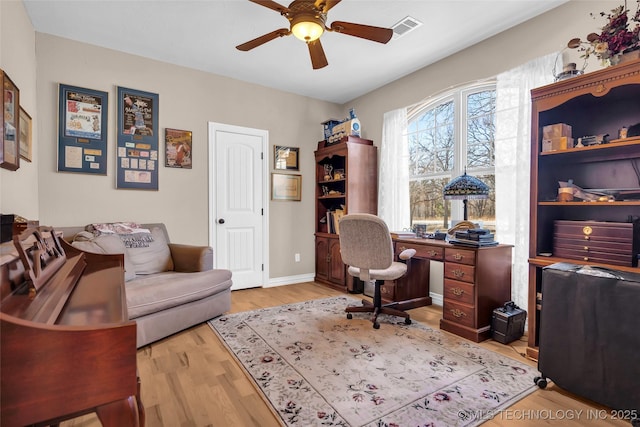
[0,0,39,220]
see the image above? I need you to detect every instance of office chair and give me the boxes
[338,213,416,329]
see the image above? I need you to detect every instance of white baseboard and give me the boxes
[430,292,443,306]
[266,273,316,288]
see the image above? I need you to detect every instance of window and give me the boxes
[406,83,496,233]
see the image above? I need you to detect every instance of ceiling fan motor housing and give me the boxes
[288,1,327,42]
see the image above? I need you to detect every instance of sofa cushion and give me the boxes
[72,234,136,282]
[126,269,233,319]
[126,227,174,275]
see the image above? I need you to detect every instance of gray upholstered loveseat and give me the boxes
[57,223,232,348]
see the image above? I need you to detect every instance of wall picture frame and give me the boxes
[19,107,32,162]
[272,173,302,201]
[274,145,299,170]
[1,70,20,171]
[57,84,108,174]
[165,128,192,169]
[116,86,159,190]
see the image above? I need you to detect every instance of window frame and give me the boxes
[406,81,496,226]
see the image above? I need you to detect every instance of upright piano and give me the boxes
[1,226,144,426]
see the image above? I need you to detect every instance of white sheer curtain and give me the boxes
[495,53,557,311]
[378,108,410,231]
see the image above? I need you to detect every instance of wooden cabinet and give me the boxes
[439,244,513,342]
[526,60,640,360]
[314,136,378,291]
[315,235,345,287]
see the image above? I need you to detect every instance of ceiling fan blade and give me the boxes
[314,0,341,13]
[307,39,328,69]
[249,0,290,14]
[329,21,393,44]
[236,28,290,51]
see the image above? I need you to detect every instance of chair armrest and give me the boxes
[398,248,416,261]
[168,243,213,272]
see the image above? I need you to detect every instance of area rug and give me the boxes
[209,296,538,426]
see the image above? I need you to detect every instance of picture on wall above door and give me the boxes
[165,128,192,169]
[116,86,159,190]
[57,83,108,174]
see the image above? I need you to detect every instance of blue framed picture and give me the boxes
[57,84,108,174]
[116,86,159,190]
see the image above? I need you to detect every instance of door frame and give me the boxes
[207,122,269,286]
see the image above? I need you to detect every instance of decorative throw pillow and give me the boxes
[125,227,174,275]
[72,234,136,281]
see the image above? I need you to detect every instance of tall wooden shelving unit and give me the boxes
[527,59,640,360]
[314,136,378,291]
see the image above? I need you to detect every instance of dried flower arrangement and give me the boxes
[568,0,640,65]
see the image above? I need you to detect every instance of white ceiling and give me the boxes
[23,0,567,104]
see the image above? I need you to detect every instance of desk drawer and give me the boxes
[444,279,474,305]
[396,242,443,260]
[444,262,475,284]
[445,248,476,265]
[443,300,475,328]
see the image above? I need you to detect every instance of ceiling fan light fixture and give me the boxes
[291,15,324,42]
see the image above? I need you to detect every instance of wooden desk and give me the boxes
[389,238,513,342]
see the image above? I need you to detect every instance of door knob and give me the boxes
[218,218,225,224]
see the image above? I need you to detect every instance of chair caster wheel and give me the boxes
[405,318,412,325]
[534,376,547,389]
[346,313,353,319]
[373,322,380,329]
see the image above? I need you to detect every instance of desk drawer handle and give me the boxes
[427,250,437,257]
[450,309,466,318]
[451,287,464,296]
[453,253,463,261]
[452,269,465,278]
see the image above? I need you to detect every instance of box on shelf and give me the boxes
[543,123,572,140]
[542,136,574,152]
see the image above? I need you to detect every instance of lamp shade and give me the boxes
[291,15,324,42]
[443,171,489,200]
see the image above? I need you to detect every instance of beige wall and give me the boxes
[350,1,612,144]
[1,0,39,220]
[33,34,342,279]
[1,0,619,283]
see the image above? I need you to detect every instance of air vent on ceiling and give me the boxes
[391,16,423,40]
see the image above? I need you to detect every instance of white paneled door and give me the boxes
[208,122,268,290]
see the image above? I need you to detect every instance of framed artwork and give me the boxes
[19,107,32,162]
[165,128,192,169]
[272,173,301,201]
[274,145,299,170]
[57,84,108,174]
[1,70,20,171]
[116,86,159,190]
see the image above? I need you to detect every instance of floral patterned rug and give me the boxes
[209,296,538,426]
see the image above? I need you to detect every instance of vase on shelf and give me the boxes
[620,49,640,63]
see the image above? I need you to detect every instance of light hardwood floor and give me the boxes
[63,282,631,427]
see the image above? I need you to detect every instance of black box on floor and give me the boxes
[491,301,526,344]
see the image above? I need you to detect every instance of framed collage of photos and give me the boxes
[57,84,108,174]
[116,86,159,190]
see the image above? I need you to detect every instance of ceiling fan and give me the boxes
[236,0,393,69]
